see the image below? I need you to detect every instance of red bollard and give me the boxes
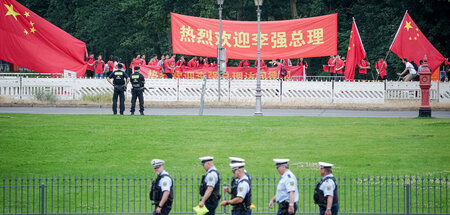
[419,55,432,117]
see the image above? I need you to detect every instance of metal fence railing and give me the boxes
[1,175,448,214]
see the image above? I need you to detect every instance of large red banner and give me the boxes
[140,65,305,81]
[171,13,337,60]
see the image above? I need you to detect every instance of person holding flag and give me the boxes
[375,57,388,80]
[357,58,370,81]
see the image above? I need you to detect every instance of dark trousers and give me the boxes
[319,203,339,215]
[85,70,94,78]
[277,203,297,215]
[112,85,125,114]
[205,201,218,215]
[359,73,367,80]
[232,209,252,215]
[153,204,171,215]
[130,88,144,113]
[165,73,173,79]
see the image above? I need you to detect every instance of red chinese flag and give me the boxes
[0,0,86,77]
[390,11,444,72]
[322,65,329,73]
[344,19,366,81]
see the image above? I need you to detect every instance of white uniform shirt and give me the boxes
[205,166,219,187]
[275,169,299,203]
[236,175,250,199]
[158,170,172,192]
[406,62,417,75]
[319,173,336,197]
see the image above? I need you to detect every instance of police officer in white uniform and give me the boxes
[226,157,252,187]
[149,159,173,215]
[220,162,252,215]
[315,162,339,215]
[198,156,221,215]
[269,159,299,215]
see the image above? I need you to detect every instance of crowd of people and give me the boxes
[85,52,450,82]
[149,157,339,215]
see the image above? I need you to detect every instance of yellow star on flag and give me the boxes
[30,27,36,33]
[24,11,30,17]
[30,21,34,26]
[409,37,412,40]
[4,4,21,21]
[24,29,28,35]
[404,21,412,31]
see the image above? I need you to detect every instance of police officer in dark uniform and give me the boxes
[220,162,252,215]
[225,157,253,210]
[314,162,339,215]
[198,156,221,215]
[130,66,145,115]
[149,159,174,215]
[107,63,129,115]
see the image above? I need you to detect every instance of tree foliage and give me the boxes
[20,0,450,79]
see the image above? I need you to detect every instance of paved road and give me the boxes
[1,106,450,118]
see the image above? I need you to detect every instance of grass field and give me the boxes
[0,114,449,177]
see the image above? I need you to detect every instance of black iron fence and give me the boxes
[1,175,448,214]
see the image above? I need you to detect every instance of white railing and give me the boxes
[1,77,450,103]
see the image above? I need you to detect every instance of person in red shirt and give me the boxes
[188,56,198,68]
[198,57,204,67]
[203,58,211,67]
[94,55,105,78]
[147,54,157,66]
[141,54,146,65]
[85,54,95,78]
[164,54,176,79]
[238,60,250,67]
[176,56,187,72]
[130,54,143,73]
[335,55,345,81]
[254,60,265,67]
[375,57,388,80]
[106,56,115,77]
[357,58,370,81]
[327,55,336,80]
[297,58,308,80]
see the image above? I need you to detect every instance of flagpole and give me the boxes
[377,10,408,80]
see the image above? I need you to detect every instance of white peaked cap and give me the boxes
[319,162,334,168]
[273,159,290,166]
[151,159,165,168]
[230,162,245,171]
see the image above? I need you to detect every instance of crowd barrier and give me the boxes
[0,77,450,104]
[1,175,448,214]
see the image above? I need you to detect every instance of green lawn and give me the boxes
[0,114,449,177]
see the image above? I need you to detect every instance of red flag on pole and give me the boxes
[390,11,444,73]
[344,18,366,81]
[0,0,87,77]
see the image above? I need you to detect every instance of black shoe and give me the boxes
[131,112,134,115]
[113,112,117,115]
[120,113,124,115]
[140,112,144,115]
